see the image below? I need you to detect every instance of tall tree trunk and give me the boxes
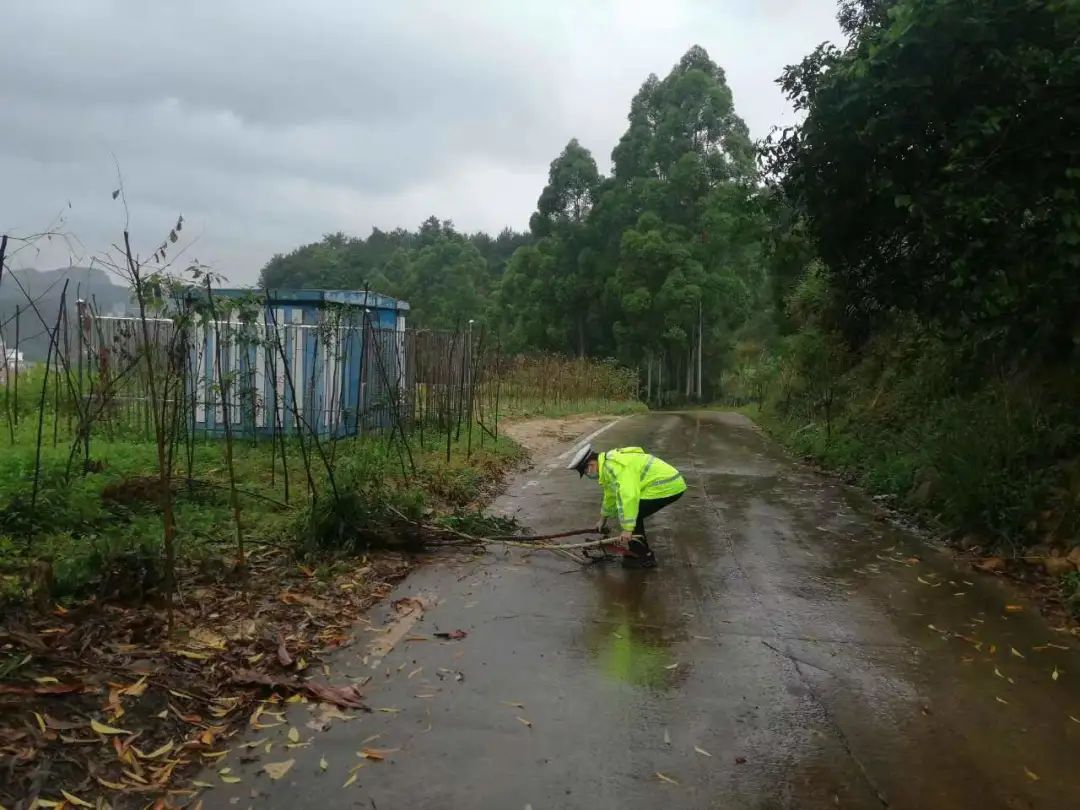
[646,354,652,405]
[696,300,703,401]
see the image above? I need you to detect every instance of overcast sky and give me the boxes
[1,1,841,284]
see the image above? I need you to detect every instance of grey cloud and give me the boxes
[1,0,839,283]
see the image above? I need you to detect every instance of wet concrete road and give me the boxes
[202,412,1080,809]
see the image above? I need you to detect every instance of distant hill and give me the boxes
[0,266,130,362]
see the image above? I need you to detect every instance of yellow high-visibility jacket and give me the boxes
[598,447,686,532]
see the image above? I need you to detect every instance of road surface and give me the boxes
[200,411,1080,809]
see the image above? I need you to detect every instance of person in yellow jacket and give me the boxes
[567,443,687,568]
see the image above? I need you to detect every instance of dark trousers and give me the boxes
[633,491,684,542]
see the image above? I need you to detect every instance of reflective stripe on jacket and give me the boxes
[598,447,686,532]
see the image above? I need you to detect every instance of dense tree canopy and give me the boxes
[769,0,1080,356]
[259,218,528,329]
[260,46,769,398]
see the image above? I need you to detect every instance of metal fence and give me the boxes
[81,309,490,441]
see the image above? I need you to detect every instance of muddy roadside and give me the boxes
[499,414,618,458]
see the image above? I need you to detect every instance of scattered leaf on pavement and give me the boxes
[995,696,1009,704]
[694,746,712,757]
[343,773,358,788]
[434,629,467,640]
[305,682,367,709]
[359,747,398,760]
[516,716,533,728]
[288,727,300,743]
[60,790,93,807]
[1051,667,1061,681]
[663,728,671,745]
[1004,605,1023,614]
[1010,648,1025,659]
[220,774,242,784]
[264,759,295,780]
[320,756,328,771]
[1024,766,1040,782]
[656,772,678,785]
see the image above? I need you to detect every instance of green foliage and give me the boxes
[258,220,530,330]
[746,0,1080,555]
[769,0,1080,354]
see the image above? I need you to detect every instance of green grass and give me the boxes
[738,333,1080,555]
[0,406,525,602]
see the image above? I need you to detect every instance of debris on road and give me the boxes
[435,629,468,640]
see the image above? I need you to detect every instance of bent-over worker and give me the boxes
[567,444,686,568]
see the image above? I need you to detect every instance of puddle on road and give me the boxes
[578,567,688,690]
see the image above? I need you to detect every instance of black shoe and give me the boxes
[622,538,656,569]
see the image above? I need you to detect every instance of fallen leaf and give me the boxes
[994,667,1005,679]
[407,668,423,679]
[735,756,747,764]
[173,649,210,660]
[220,774,242,784]
[32,711,47,732]
[264,759,295,780]
[1069,715,1079,723]
[1023,766,1040,782]
[241,738,267,749]
[305,682,367,710]
[91,719,131,736]
[1051,667,1060,681]
[996,696,1009,704]
[190,627,226,650]
[34,676,59,685]
[0,682,83,696]
[96,777,128,790]
[360,747,397,760]
[141,740,174,759]
[1004,605,1024,614]
[1011,648,1025,659]
[516,716,532,728]
[501,701,525,709]
[665,663,679,670]
[376,707,400,714]
[434,629,468,640]
[656,772,679,785]
[277,637,293,667]
[663,728,671,745]
[120,675,149,697]
[695,746,712,757]
[320,756,328,771]
[288,727,300,743]
[343,773,358,788]
[60,790,93,807]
